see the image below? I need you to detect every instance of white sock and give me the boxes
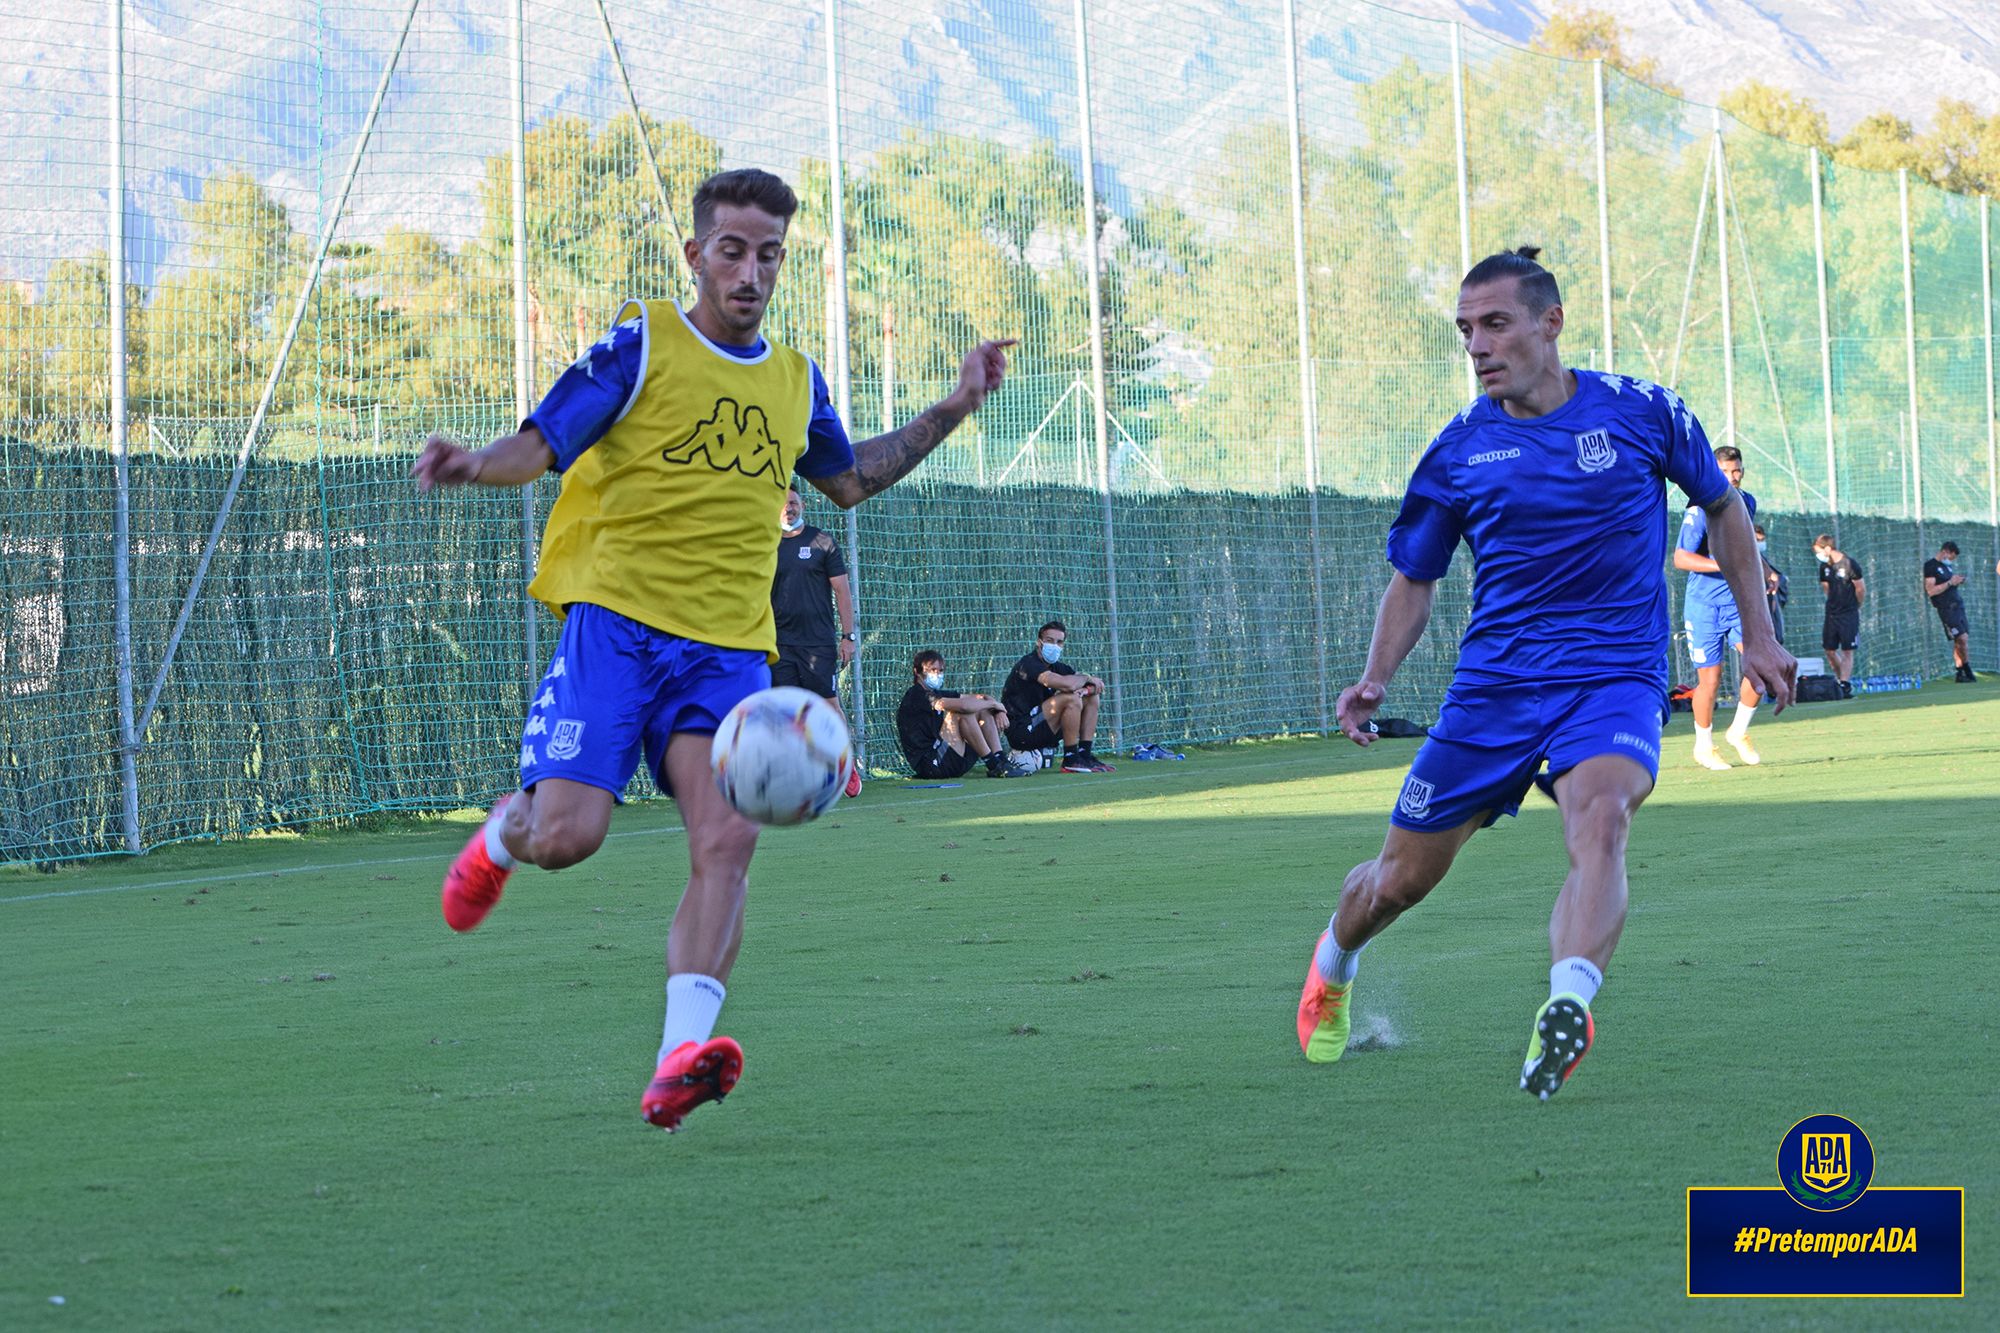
[1314,920,1367,984]
[660,974,727,1061]
[482,807,517,869]
[1726,702,1756,738]
[1550,956,1603,1008]
[1693,723,1714,750]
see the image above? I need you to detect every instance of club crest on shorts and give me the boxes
[1574,428,1616,473]
[547,718,586,761]
[1397,775,1434,820]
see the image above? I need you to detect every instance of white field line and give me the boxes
[0,750,1349,905]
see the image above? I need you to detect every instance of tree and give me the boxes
[1720,82,1833,153]
[1532,7,1681,95]
[1835,112,1923,174]
[1917,98,2000,196]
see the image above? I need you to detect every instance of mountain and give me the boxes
[0,0,1994,289]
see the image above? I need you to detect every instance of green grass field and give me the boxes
[5,685,1995,1328]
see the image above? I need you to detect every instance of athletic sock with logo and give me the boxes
[660,974,726,1062]
[1549,956,1603,1008]
[1314,922,1367,984]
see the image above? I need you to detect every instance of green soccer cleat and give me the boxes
[1297,931,1353,1063]
[1520,995,1594,1101]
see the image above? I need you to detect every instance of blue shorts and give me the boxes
[519,604,771,799]
[1390,679,1665,833]
[1684,603,1744,669]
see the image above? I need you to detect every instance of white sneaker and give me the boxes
[1692,744,1732,771]
[1724,730,1761,765]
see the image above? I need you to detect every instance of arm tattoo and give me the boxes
[851,400,968,497]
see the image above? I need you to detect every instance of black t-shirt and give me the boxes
[1818,554,1863,617]
[896,684,960,765]
[1923,557,1964,612]
[1002,651,1075,721]
[771,525,847,648]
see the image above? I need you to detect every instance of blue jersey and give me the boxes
[1386,371,1731,687]
[1678,489,1757,616]
[525,310,855,478]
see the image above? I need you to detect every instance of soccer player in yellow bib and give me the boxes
[412,169,1015,1131]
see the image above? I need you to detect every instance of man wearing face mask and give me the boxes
[1811,534,1864,697]
[1002,620,1113,773]
[1754,524,1787,643]
[1922,540,1975,683]
[897,650,1034,779]
[773,486,862,796]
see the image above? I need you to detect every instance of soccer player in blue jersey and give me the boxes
[412,169,1015,1131]
[1675,445,1765,768]
[1294,248,1796,1099]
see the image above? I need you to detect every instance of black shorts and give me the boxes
[1006,703,1058,753]
[909,740,978,781]
[1822,613,1859,652]
[1936,604,1970,641]
[773,644,837,698]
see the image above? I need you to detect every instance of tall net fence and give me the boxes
[3,0,1997,862]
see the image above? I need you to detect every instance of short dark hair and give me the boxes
[1037,620,1067,639]
[1941,540,1960,556]
[692,168,797,238]
[1461,246,1561,315]
[912,649,943,675]
[1713,445,1743,465]
[1753,523,1767,538]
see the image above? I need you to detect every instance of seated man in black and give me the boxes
[897,651,1035,780]
[1001,619,1112,773]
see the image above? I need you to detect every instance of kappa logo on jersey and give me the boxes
[524,715,547,739]
[1574,428,1617,473]
[547,718,586,761]
[663,396,784,484]
[1397,775,1434,820]
[1468,447,1521,466]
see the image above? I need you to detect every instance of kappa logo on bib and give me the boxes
[663,396,785,483]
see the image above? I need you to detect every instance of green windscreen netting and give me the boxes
[3,0,1997,861]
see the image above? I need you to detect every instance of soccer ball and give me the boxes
[1012,748,1045,774]
[710,687,854,826]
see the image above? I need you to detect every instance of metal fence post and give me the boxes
[1983,195,1998,670]
[823,0,867,764]
[1281,0,1329,733]
[1899,168,1923,540]
[1713,111,1735,445]
[1811,147,1839,539]
[510,0,538,684]
[1450,23,1475,401]
[1072,0,1122,746]
[107,0,140,853]
[1592,58,1613,373]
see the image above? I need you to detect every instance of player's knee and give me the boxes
[1563,786,1639,859]
[687,815,758,883]
[529,818,605,870]
[1367,853,1442,916]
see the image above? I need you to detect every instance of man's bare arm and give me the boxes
[1702,488,1798,710]
[1336,572,1435,746]
[809,339,1015,509]
[413,426,554,491]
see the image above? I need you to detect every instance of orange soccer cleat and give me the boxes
[642,1036,744,1132]
[1296,930,1354,1063]
[441,795,513,933]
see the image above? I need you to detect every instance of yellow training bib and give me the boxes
[528,300,816,659]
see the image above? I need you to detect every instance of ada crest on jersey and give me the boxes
[1574,428,1616,473]
[548,718,586,761]
[1397,775,1434,820]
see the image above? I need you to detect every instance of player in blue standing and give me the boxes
[1294,248,1796,1099]
[1674,444,1766,769]
[413,169,1014,1131]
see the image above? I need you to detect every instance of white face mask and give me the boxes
[1756,540,1767,554]
[1815,550,1832,564]
[922,671,943,690]
[1039,642,1062,663]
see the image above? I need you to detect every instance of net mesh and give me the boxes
[2,0,1997,861]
